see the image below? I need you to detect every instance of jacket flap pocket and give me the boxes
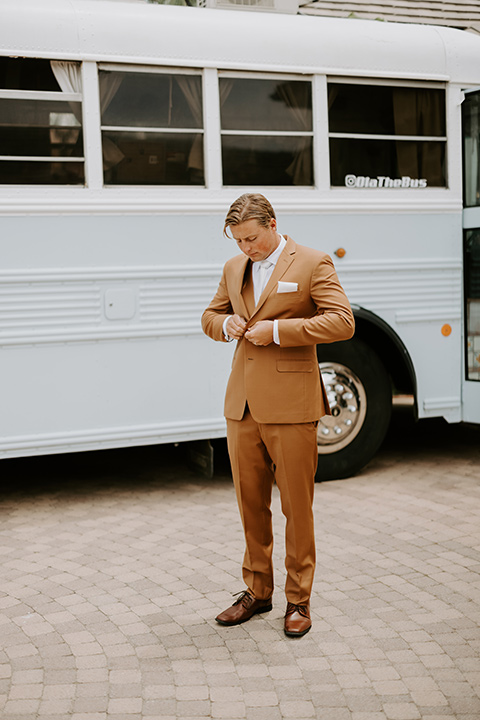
[277,359,314,373]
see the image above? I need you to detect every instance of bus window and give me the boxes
[328,83,446,188]
[0,58,84,185]
[465,230,480,381]
[219,77,313,186]
[464,91,480,207]
[99,70,204,186]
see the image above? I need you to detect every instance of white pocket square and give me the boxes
[277,281,298,293]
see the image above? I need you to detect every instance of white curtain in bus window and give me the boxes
[0,58,84,185]
[463,92,480,207]
[328,83,446,188]
[99,70,204,185]
[465,230,480,381]
[219,77,313,186]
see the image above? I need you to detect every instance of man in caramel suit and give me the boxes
[202,194,354,636]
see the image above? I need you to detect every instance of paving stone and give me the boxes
[72,697,108,713]
[279,700,316,717]
[8,683,42,700]
[344,688,384,712]
[245,708,282,720]
[383,702,422,719]
[107,697,143,714]
[210,686,244,702]
[37,698,74,715]
[211,701,246,717]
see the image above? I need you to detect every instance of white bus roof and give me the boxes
[1,0,479,84]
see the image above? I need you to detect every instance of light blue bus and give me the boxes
[1,0,479,479]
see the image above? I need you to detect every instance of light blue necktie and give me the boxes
[255,260,272,306]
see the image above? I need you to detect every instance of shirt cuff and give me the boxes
[223,315,234,342]
[273,319,280,345]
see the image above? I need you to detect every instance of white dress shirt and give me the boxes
[223,234,286,345]
[252,235,286,306]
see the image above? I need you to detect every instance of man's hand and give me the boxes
[245,321,274,347]
[226,314,247,340]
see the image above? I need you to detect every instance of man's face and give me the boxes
[230,218,279,262]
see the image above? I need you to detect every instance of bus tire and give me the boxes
[316,337,392,481]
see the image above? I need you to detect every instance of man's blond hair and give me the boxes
[223,194,276,238]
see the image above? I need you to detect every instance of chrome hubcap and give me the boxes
[318,362,367,453]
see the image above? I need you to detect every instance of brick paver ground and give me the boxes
[1,410,480,720]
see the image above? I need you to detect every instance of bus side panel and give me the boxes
[0,337,232,457]
[285,210,463,423]
[0,213,234,457]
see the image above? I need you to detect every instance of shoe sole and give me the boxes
[215,603,273,626]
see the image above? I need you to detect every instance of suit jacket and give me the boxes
[202,236,355,424]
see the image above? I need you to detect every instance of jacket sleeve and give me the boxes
[201,269,233,343]
[277,254,355,347]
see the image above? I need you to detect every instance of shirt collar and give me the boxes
[257,234,286,267]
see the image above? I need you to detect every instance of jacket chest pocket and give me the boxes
[269,289,306,314]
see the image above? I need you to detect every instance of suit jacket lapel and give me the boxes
[250,236,296,319]
[236,255,251,319]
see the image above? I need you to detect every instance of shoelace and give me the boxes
[232,590,254,608]
[285,602,309,618]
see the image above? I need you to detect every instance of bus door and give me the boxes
[463,88,480,422]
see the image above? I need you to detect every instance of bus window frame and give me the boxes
[217,69,315,189]
[97,63,205,188]
[326,76,449,191]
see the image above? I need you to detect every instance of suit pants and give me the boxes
[226,407,318,605]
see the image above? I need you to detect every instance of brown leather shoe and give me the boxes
[215,590,273,626]
[284,602,311,637]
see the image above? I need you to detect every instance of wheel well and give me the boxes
[353,307,417,405]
